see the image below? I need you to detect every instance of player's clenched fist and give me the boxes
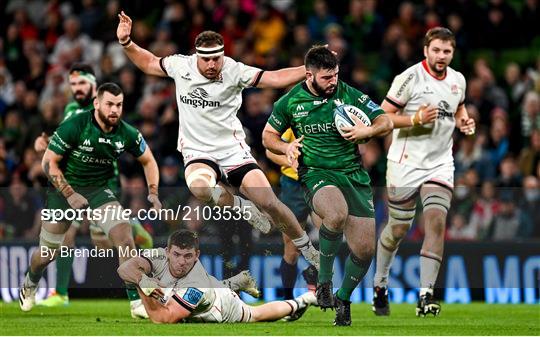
[459,117,476,135]
[411,104,438,126]
[66,192,89,209]
[34,132,49,152]
[147,193,162,210]
[117,11,132,44]
[139,274,165,297]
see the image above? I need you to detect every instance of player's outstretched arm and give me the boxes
[256,66,306,89]
[117,256,152,284]
[117,11,166,77]
[137,147,162,209]
[42,149,88,209]
[139,290,191,324]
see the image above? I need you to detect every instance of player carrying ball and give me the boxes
[263,45,393,326]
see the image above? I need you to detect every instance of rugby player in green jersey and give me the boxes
[34,64,152,317]
[263,46,393,326]
[20,83,161,317]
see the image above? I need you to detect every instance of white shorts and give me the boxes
[386,160,454,202]
[188,288,252,323]
[182,148,257,178]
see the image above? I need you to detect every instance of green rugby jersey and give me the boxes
[63,99,122,182]
[268,80,384,172]
[63,100,94,122]
[48,112,147,187]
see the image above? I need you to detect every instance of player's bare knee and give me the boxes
[350,242,374,261]
[321,210,347,230]
[357,248,375,261]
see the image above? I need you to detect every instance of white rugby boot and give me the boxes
[224,270,261,298]
[130,299,149,319]
[19,274,38,312]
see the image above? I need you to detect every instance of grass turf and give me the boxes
[1,300,538,335]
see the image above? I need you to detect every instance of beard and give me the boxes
[73,89,93,107]
[97,108,120,127]
[428,60,447,76]
[312,78,336,98]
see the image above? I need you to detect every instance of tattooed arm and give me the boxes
[42,149,88,209]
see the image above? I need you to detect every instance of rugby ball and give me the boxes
[333,104,372,142]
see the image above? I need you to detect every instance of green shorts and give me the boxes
[300,168,375,218]
[46,186,119,212]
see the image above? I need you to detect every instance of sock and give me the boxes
[279,259,298,300]
[337,253,372,302]
[55,255,74,296]
[126,284,140,301]
[291,231,310,248]
[318,224,343,283]
[27,268,43,286]
[233,195,244,208]
[284,299,299,315]
[420,255,441,296]
[373,240,398,287]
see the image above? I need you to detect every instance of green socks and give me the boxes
[318,224,343,283]
[126,284,140,301]
[337,253,372,301]
[55,255,74,296]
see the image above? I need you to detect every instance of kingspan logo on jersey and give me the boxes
[180,88,221,109]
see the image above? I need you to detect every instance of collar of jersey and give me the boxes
[421,59,447,81]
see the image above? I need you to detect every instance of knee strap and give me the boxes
[186,168,217,188]
[421,190,451,213]
[380,202,416,250]
[39,227,66,249]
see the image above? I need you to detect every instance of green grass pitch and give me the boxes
[1,300,538,335]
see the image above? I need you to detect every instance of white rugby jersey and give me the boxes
[160,54,262,154]
[144,248,221,317]
[385,60,466,169]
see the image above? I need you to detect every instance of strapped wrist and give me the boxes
[148,184,158,196]
[60,185,75,198]
[120,37,132,47]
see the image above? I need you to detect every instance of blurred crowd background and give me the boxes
[0,0,539,249]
